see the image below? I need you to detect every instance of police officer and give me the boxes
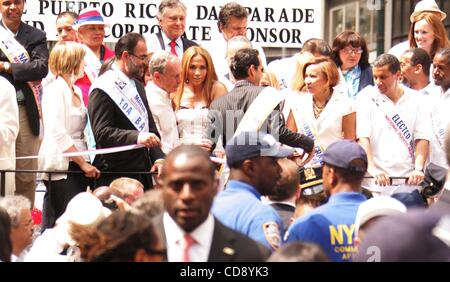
[212,131,295,251]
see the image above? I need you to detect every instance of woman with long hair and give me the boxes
[173,46,227,149]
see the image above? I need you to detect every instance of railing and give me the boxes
[0,169,157,197]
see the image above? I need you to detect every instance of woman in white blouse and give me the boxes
[39,42,100,229]
[286,57,356,168]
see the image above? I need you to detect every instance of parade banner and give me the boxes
[22,0,323,48]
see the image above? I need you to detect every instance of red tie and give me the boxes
[169,40,178,57]
[182,233,195,262]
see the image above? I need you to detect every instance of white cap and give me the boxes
[410,0,447,22]
[354,196,407,234]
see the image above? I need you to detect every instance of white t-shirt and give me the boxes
[388,41,410,59]
[288,91,354,167]
[425,87,450,169]
[356,85,432,177]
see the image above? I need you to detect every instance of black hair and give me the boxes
[373,54,401,74]
[230,48,260,80]
[403,48,432,76]
[114,33,145,59]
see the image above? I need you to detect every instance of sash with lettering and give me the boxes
[364,86,415,162]
[0,24,43,116]
[81,44,102,85]
[234,87,283,137]
[90,69,149,133]
[291,93,325,166]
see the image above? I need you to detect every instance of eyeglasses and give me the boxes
[129,53,148,62]
[342,47,363,55]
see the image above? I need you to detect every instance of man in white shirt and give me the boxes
[145,51,181,153]
[357,54,431,188]
[429,48,450,169]
[154,145,269,262]
[204,2,267,79]
[400,48,436,94]
[145,0,197,57]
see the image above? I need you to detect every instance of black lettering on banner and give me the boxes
[196,5,218,21]
[37,0,114,16]
[306,9,314,23]
[279,9,288,22]
[125,2,157,18]
[102,2,113,17]
[265,7,275,22]
[125,3,136,18]
[248,27,302,44]
[24,20,45,30]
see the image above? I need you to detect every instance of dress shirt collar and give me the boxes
[147,81,170,101]
[226,180,262,199]
[163,212,215,261]
[162,32,182,52]
[111,63,135,87]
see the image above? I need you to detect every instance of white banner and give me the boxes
[22,0,322,48]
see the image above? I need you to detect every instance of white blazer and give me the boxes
[0,77,19,195]
[39,76,86,180]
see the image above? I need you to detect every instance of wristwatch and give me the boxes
[3,62,11,72]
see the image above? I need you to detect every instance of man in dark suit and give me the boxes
[208,48,315,156]
[0,0,49,205]
[88,33,165,189]
[146,0,197,57]
[155,145,269,262]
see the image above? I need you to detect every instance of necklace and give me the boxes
[312,98,329,119]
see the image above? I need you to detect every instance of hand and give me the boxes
[198,138,213,151]
[407,169,424,185]
[368,167,390,186]
[80,162,101,179]
[150,160,164,182]
[290,149,315,167]
[137,132,161,148]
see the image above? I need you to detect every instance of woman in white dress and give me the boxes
[173,46,227,150]
[286,57,356,168]
[39,42,100,229]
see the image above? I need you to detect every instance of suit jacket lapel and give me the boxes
[208,219,238,262]
[156,32,165,50]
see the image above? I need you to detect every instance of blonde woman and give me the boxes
[287,57,356,168]
[39,42,100,229]
[173,46,227,149]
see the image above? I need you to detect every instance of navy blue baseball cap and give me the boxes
[322,140,368,172]
[226,131,295,166]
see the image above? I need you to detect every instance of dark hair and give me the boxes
[218,2,248,28]
[115,33,145,59]
[403,48,432,76]
[267,242,329,262]
[0,207,12,262]
[72,211,164,262]
[302,38,332,57]
[373,54,401,74]
[230,48,260,80]
[331,30,370,68]
[435,48,450,65]
[98,57,115,76]
[324,159,367,185]
[56,11,78,22]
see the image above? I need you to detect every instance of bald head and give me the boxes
[162,145,216,179]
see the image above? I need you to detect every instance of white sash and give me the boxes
[366,86,415,161]
[0,24,43,116]
[234,87,283,137]
[291,97,325,165]
[90,69,149,132]
[81,44,102,84]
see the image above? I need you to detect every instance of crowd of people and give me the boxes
[0,0,450,262]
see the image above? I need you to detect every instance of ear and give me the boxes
[218,22,224,33]
[121,50,130,62]
[413,64,423,75]
[241,160,256,177]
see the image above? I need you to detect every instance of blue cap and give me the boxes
[322,140,368,172]
[226,131,295,166]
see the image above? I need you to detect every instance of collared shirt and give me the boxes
[340,65,362,100]
[145,82,180,153]
[212,180,283,250]
[286,192,367,262]
[145,31,183,57]
[356,85,432,177]
[163,212,214,262]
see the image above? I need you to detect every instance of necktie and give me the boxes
[182,233,195,262]
[169,40,178,57]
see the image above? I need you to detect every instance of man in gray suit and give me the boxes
[207,48,315,156]
[154,145,269,262]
